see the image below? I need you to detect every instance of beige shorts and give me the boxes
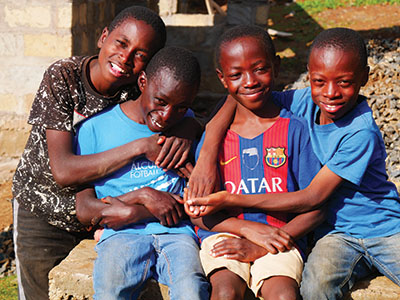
[200,233,304,297]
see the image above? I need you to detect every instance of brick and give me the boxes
[24,34,72,57]
[23,94,35,114]
[0,64,46,95]
[0,94,18,112]
[0,33,24,56]
[4,5,51,28]
[57,5,73,29]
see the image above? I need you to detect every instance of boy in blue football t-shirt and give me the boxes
[187,27,400,299]
[75,47,209,300]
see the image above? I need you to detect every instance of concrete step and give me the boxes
[48,239,400,300]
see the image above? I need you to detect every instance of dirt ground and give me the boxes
[0,181,13,231]
[0,2,399,232]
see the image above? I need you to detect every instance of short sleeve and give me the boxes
[288,117,321,190]
[326,129,380,186]
[29,60,79,132]
[272,90,295,110]
[75,121,96,156]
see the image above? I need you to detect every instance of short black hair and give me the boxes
[108,6,166,49]
[215,25,276,68]
[145,47,201,90]
[309,27,367,69]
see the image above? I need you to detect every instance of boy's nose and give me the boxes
[243,73,258,88]
[119,49,134,66]
[324,82,339,98]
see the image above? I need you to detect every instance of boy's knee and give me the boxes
[211,285,242,300]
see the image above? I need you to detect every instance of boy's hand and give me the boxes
[142,135,164,162]
[93,196,137,230]
[210,237,268,263]
[186,159,220,199]
[174,161,194,179]
[240,222,294,254]
[185,191,232,217]
[155,117,201,170]
[140,188,184,227]
[155,135,192,171]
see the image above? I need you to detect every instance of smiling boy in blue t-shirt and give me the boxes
[187,27,400,299]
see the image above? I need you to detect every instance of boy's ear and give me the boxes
[138,71,147,92]
[216,68,228,89]
[97,27,109,48]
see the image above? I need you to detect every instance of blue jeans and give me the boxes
[93,233,209,300]
[300,232,400,300]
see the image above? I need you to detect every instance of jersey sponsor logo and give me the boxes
[220,156,237,166]
[242,147,260,170]
[224,177,283,194]
[265,147,286,168]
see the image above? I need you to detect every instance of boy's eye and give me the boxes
[116,40,127,48]
[338,80,351,87]
[312,78,324,85]
[255,67,268,73]
[228,73,241,79]
[155,98,167,106]
[136,52,148,62]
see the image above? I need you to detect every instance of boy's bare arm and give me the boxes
[48,130,163,187]
[76,187,183,228]
[281,208,326,241]
[191,212,293,254]
[187,165,343,215]
[187,95,237,198]
[47,115,201,188]
[76,187,153,229]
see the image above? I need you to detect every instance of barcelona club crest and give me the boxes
[265,147,286,168]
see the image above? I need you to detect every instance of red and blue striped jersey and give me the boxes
[195,109,321,255]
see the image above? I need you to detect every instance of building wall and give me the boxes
[0,0,269,183]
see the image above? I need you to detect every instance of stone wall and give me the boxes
[0,0,72,183]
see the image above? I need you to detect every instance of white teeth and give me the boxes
[111,62,126,74]
[151,116,163,128]
[326,105,336,108]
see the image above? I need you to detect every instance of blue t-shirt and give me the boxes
[195,107,321,256]
[75,104,196,242]
[273,87,400,239]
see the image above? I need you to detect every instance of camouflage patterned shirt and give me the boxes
[12,56,139,232]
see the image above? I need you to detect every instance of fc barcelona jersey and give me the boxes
[195,108,321,255]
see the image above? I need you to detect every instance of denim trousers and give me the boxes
[300,232,400,300]
[93,232,210,300]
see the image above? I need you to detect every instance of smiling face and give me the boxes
[308,46,369,125]
[94,18,160,95]
[137,68,197,132]
[217,36,279,113]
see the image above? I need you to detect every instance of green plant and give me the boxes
[295,0,400,14]
[0,275,18,300]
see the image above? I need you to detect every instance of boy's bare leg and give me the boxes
[210,269,247,300]
[260,276,300,300]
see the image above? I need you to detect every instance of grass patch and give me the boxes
[295,0,400,14]
[0,275,18,300]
